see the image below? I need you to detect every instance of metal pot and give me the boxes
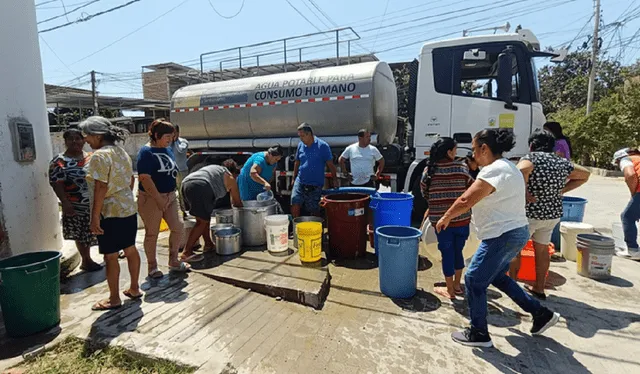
[215,227,242,256]
[293,216,324,248]
[233,200,277,247]
[215,209,234,224]
[210,223,233,239]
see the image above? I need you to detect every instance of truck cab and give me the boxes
[404,28,550,218]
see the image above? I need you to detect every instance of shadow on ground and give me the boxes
[61,268,107,295]
[547,295,640,338]
[392,289,441,312]
[0,325,61,360]
[83,300,143,353]
[474,329,590,374]
[141,272,190,304]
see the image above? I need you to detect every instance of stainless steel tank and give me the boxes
[171,62,398,145]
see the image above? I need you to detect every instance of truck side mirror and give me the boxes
[497,48,514,108]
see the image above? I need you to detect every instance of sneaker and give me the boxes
[451,328,493,348]
[629,248,640,261]
[531,308,560,336]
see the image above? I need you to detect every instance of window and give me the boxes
[460,51,520,101]
[431,43,532,104]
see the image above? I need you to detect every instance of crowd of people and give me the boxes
[48,115,640,348]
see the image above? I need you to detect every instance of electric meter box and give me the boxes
[9,121,36,162]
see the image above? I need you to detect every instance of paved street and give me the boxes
[1,175,640,373]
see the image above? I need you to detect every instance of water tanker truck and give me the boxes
[171,28,558,219]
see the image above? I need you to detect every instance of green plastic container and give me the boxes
[0,251,62,338]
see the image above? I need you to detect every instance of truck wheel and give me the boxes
[411,177,427,223]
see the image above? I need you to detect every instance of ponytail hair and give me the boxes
[423,137,457,195]
[474,128,515,155]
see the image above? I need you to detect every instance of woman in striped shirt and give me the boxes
[421,137,474,299]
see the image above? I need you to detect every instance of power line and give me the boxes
[36,0,59,7]
[206,0,245,19]
[371,0,390,52]
[301,0,332,29]
[70,0,192,65]
[38,0,101,25]
[308,0,338,27]
[284,0,324,32]
[40,35,77,76]
[39,0,142,33]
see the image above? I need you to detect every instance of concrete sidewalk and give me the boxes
[1,175,640,373]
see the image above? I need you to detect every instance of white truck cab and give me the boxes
[404,28,551,210]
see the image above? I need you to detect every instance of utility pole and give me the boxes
[586,0,601,115]
[90,70,99,115]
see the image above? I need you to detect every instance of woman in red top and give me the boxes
[421,137,474,299]
[49,129,102,272]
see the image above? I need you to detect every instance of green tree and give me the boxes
[538,51,626,114]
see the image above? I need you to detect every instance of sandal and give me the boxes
[148,269,164,279]
[123,290,143,300]
[80,262,103,272]
[454,288,464,296]
[169,262,191,273]
[180,253,203,263]
[92,300,122,311]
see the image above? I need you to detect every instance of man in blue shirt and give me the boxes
[291,123,338,218]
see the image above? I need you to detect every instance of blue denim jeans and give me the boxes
[621,193,640,250]
[465,225,543,333]
[435,225,469,277]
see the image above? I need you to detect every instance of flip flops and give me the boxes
[180,253,203,263]
[148,268,164,279]
[169,262,191,273]
[123,290,143,300]
[91,300,122,311]
[80,262,103,272]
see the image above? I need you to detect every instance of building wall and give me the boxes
[143,69,170,101]
[0,1,62,256]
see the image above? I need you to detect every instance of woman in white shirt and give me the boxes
[436,128,560,348]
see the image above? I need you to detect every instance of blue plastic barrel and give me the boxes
[376,225,421,299]
[551,196,588,251]
[370,193,414,253]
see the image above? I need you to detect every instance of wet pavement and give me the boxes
[1,175,640,373]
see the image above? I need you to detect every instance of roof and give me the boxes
[142,62,194,72]
[45,85,170,111]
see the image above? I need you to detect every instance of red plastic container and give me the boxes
[517,240,555,282]
[320,193,370,259]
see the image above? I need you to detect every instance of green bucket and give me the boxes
[0,251,62,338]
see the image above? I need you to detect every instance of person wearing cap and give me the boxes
[81,116,142,311]
[339,129,384,188]
[238,145,284,201]
[291,123,338,218]
[613,148,640,259]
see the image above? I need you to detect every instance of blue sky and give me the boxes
[36,0,640,98]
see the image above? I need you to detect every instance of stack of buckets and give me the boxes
[552,197,589,259]
[370,193,420,299]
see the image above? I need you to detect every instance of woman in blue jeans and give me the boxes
[421,137,474,299]
[436,128,560,348]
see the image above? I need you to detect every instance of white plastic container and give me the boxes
[265,215,289,254]
[560,222,594,262]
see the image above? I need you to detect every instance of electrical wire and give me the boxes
[40,35,77,76]
[308,0,338,27]
[284,0,324,33]
[371,0,390,52]
[39,0,141,33]
[301,0,332,29]
[206,0,245,19]
[70,0,192,65]
[38,0,101,25]
[36,0,59,7]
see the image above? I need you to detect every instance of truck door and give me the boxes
[449,43,533,157]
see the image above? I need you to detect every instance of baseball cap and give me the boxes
[612,148,630,165]
[79,116,111,135]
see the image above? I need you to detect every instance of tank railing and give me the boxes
[216,39,357,76]
[199,27,361,76]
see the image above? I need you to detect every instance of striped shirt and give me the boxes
[420,160,473,226]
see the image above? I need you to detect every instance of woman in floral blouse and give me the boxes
[49,128,102,272]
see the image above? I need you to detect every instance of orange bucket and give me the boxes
[517,240,555,282]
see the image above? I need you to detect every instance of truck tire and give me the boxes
[411,177,427,223]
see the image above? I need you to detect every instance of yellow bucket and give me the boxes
[297,222,322,263]
[160,219,169,232]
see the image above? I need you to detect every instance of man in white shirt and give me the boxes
[339,129,385,188]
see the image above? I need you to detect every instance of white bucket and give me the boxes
[265,215,289,254]
[560,222,594,262]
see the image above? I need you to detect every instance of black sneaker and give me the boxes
[531,308,560,336]
[451,327,493,348]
